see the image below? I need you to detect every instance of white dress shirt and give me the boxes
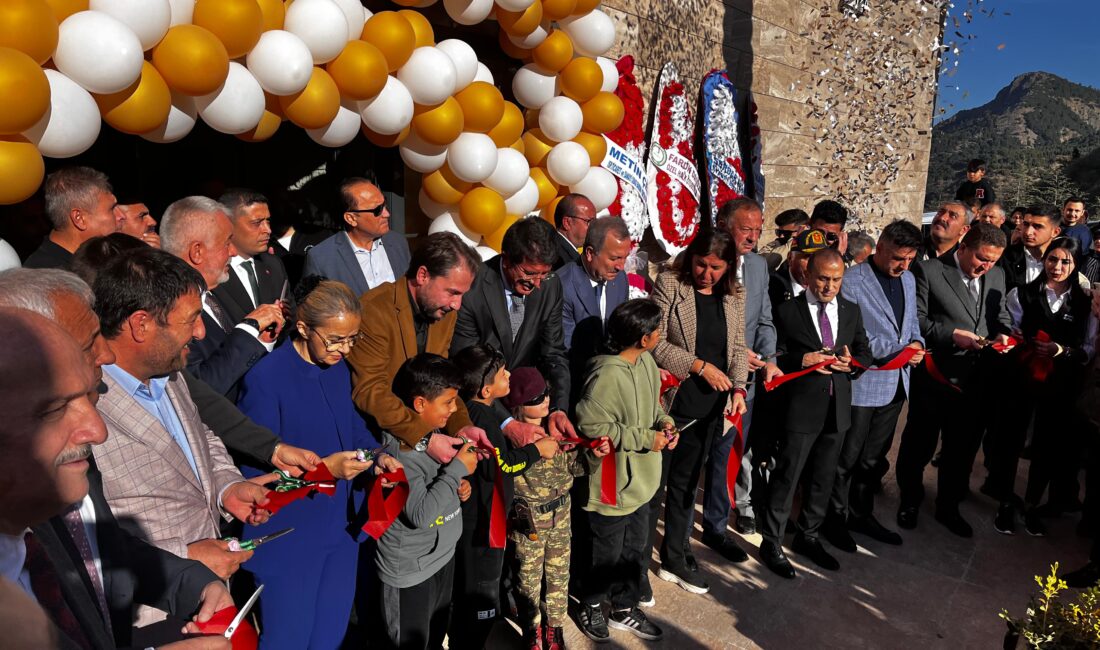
[347,232,395,290]
[1024,248,1044,285]
[229,255,259,308]
[805,291,839,348]
[588,277,608,322]
[953,252,982,308]
[0,531,33,600]
[1006,285,1099,360]
[789,267,805,297]
[78,496,103,588]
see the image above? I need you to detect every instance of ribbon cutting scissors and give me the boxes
[224,585,263,639]
[224,527,294,552]
[270,469,335,492]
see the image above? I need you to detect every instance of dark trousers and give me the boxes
[448,522,504,650]
[642,447,673,599]
[1025,407,1084,507]
[371,558,455,650]
[703,398,759,534]
[660,412,721,570]
[583,509,649,611]
[761,399,846,545]
[830,388,906,521]
[984,389,1035,502]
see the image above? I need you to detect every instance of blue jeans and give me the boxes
[702,398,757,536]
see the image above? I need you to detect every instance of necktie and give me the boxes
[205,293,231,332]
[594,281,605,322]
[23,532,94,649]
[970,277,981,310]
[61,507,112,638]
[818,301,835,396]
[241,259,261,308]
[509,293,525,342]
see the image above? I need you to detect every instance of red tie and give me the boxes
[23,531,95,649]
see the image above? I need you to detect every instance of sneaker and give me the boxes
[657,564,710,594]
[993,502,1016,535]
[575,603,609,643]
[1024,511,1047,537]
[638,593,656,608]
[638,582,655,608]
[608,607,663,641]
[544,625,565,650]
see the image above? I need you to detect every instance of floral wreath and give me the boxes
[605,55,648,242]
[701,69,747,225]
[646,62,700,254]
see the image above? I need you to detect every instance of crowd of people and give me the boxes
[2,164,1100,650]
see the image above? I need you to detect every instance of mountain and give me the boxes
[925,72,1100,210]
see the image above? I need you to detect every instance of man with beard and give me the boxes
[117,201,161,249]
[212,189,292,326]
[918,202,970,262]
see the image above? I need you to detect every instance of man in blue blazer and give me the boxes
[302,178,411,297]
[823,221,925,553]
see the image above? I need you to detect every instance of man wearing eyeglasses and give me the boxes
[303,177,411,297]
[551,194,597,271]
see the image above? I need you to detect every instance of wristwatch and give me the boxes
[414,433,432,452]
[240,317,261,330]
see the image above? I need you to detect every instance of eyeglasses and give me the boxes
[309,328,361,351]
[565,214,594,225]
[523,388,550,406]
[346,202,387,217]
[515,266,552,281]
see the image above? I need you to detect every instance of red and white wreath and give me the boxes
[603,56,648,243]
[646,62,701,255]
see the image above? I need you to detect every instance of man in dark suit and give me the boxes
[997,205,1061,293]
[24,167,122,270]
[895,223,1013,537]
[768,229,825,309]
[161,196,284,400]
[302,178,411,297]
[212,189,292,326]
[551,193,595,270]
[758,248,873,578]
[917,202,969,262]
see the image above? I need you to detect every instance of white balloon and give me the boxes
[307,100,361,147]
[22,70,100,159]
[596,56,619,92]
[362,6,373,21]
[359,76,414,135]
[559,9,615,57]
[397,47,457,106]
[246,31,314,96]
[284,0,350,64]
[89,0,171,50]
[512,63,558,109]
[429,211,480,248]
[400,132,448,173]
[546,141,590,186]
[504,177,539,216]
[196,62,265,135]
[435,40,478,92]
[54,11,144,94]
[447,132,498,183]
[443,0,493,25]
[475,245,497,261]
[570,166,618,211]
[141,91,197,142]
[538,96,583,142]
[507,22,547,49]
[330,0,366,41]
[419,188,452,219]
[473,62,494,85]
[167,0,194,26]
[496,0,535,10]
[483,148,530,196]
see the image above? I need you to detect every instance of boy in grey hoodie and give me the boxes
[370,354,479,649]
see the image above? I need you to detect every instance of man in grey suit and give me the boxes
[704,198,781,557]
[895,223,1013,537]
[302,177,411,297]
[823,221,925,552]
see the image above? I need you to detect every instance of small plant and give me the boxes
[1000,563,1100,648]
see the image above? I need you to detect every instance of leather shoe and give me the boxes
[934,510,973,538]
[701,532,749,563]
[822,516,857,553]
[792,535,840,571]
[1064,562,1100,589]
[848,515,902,545]
[735,515,757,536]
[897,506,919,530]
[759,540,796,579]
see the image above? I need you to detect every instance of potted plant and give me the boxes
[1001,563,1100,648]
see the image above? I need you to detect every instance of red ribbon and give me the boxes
[659,368,681,396]
[723,410,744,507]
[561,436,617,506]
[488,463,507,549]
[194,607,259,650]
[260,466,337,515]
[763,346,926,392]
[362,469,410,540]
[1015,331,1054,382]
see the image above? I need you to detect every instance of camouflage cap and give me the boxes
[793,228,830,253]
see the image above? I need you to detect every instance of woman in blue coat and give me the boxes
[238,277,400,649]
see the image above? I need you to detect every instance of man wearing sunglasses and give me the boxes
[761,208,809,272]
[551,194,597,271]
[303,177,411,297]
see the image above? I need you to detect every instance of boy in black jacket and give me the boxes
[955,158,996,208]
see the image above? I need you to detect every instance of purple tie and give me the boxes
[818,302,835,395]
[62,506,113,638]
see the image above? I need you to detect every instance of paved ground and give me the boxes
[485,412,1092,649]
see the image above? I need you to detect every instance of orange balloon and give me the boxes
[256,0,285,31]
[482,214,518,251]
[497,29,531,61]
[0,47,49,135]
[560,57,603,102]
[152,25,230,96]
[459,187,506,236]
[454,82,504,134]
[581,91,624,134]
[95,61,172,135]
[263,92,287,120]
[498,1,542,37]
[523,109,540,131]
[412,97,464,146]
[398,9,434,48]
[573,0,600,13]
[327,40,388,100]
[509,138,524,155]
[236,109,281,142]
[572,131,607,166]
[44,0,84,23]
[0,135,45,205]
[363,123,410,147]
[532,30,572,73]
[521,129,555,168]
[193,0,264,59]
[278,67,340,129]
[541,0,576,21]
[423,165,473,205]
[539,195,563,224]
[487,102,524,147]
[390,0,422,5]
[361,11,415,73]
[0,0,59,65]
[530,167,559,208]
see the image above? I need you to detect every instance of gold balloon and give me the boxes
[509,138,524,155]
[278,67,340,129]
[497,29,531,61]
[0,135,44,205]
[152,25,230,96]
[361,11,415,73]
[572,131,607,166]
[390,0,422,5]
[539,195,563,224]
[44,0,84,23]
[256,0,285,31]
[193,0,264,60]
[0,0,58,65]
[573,0,600,13]
[521,129,554,168]
[530,167,559,208]
[454,82,504,134]
[0,47,50,135]
[532,30,572,73]
[541,0,576,21]
[560,57,602,102]
[581,91,624,134]
[412,97,464,146]
[459,187,506,236]
[327,40,388,100]
[498,1,542,37]
[398,9,434,48]
[95,61,171,135]
[482,214,518,251]
[487,101,523,147]
[264,92,288,121]
[363,123,410,147]
[423,165,473,205]
[523,108,539,131]
[236,109,281,142]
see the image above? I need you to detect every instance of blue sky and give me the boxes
[934,0,1100,121]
